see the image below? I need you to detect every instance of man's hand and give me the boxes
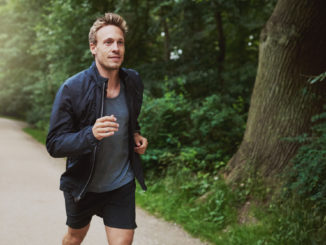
[134,133,148,154]
[92,115,119,140]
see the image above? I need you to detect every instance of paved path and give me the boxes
[0,118,208,245]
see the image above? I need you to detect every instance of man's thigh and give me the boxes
[63,191,99,229]
[101,180,137,229]
[105,226,134,245]
[102,181,137,245]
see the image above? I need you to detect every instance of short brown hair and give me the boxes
[89,12,128,45]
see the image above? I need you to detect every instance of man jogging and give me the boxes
[46,12,148,245]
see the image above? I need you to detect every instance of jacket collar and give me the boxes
[90,61,129,87]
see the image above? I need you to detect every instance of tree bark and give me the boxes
[225,0,326,184]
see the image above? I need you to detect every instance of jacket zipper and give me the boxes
[74,80,107,202]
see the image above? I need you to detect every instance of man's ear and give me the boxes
[90,43,96,56]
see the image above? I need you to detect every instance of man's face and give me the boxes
[90,25,125,71]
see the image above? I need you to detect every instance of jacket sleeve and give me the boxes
[46,83,98,158]
[134,73,144,134]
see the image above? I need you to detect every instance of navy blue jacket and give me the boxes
[46,62,146,202]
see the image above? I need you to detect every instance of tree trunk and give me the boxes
[225,0,326,184]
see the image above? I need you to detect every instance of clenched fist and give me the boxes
[134,133,148,154]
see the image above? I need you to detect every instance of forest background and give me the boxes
[0,0,325,244]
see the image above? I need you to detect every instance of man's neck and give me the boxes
[96,61,120,86]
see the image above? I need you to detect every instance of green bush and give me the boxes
[139,82,246,175]
[189,94,246,167]
[286,106,326,212]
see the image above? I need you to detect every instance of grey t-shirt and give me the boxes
[88,81,134,193]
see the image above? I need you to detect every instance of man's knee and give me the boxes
[63,233,85,245]
[111,235,133,245]
[119,235,134,245]
[106,227,134,245]
[62,225,89,245]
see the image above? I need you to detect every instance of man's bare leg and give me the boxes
[62,224,90,245]
[105,226,134,245]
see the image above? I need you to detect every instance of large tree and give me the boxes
[225,0,326,184]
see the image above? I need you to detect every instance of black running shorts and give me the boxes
[63,180,137,229]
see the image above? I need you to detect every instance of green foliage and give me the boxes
[139,81,247,175]
[136,166,326,245]
[32,0,95,76]
[136,164,326,245]
[136,170,238,244]
[0,0,48,118]
[190,94,246,159]
[140,88,191,150]
[283,105,326,212]
[267,199,326,245]
[23,127,47,144]
[0,0,276,125]
[137,104,326,244]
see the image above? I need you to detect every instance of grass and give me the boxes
[23,127,47,144]
[22,125,325,245]
[135,170,326,245]
[134,171,276,245]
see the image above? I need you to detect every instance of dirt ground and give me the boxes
[0,118,208,245]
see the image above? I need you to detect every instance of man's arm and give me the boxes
[46,84,98,158]
[134,72,144,134]
[132,73,148,154]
